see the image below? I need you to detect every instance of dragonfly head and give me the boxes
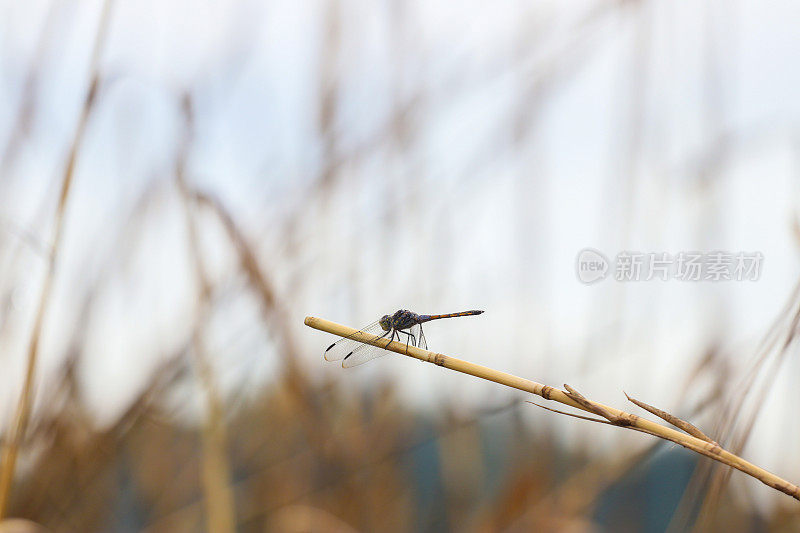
[379,315,391,331]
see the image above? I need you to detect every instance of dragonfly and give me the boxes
[324,309,484,367]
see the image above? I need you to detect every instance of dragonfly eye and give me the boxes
[379,315,391,331]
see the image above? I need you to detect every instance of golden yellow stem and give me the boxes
[304,316,800,502]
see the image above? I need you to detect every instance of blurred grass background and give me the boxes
[2,0,800,531]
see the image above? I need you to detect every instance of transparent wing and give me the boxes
[341,323,427,368]
[323,321,392,367]
[416,323,427,350]
[341,337,392,367]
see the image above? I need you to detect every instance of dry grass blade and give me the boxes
[526,401,614,426]
[563,384,632,427]
[305,316,800,502]
[624,392,716,444]
[0,0,114,518]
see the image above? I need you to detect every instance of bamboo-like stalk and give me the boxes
[304,316,800,502]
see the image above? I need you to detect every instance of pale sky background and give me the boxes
[1,0,800,508]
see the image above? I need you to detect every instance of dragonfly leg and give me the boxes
[375,329,391,346]
[418,325,427,350]
[384,329,396,349]
[406,331,417,353]
[397,330,414,354]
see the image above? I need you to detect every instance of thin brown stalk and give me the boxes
[0,0,114,518]
[690,283,800,526]
[185,186,365,487]
[191,327,237,533]
[304,316,800,502]
[176,98,236,533]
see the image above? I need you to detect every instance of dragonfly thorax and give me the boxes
[380,310,419,331]
[389,309,421,330]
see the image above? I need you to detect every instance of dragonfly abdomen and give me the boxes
[418,310,484,323]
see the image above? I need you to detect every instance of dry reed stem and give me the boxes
[186,187,363,484]
[304,316,800,502]
[191,329,237,533]
[0,147,71,518]
[688,284,800,526]
[176,100,236,533]
[0,0,114,517]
